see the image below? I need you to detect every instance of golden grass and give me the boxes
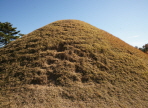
[0,19,148,108]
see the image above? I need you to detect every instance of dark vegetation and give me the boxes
[136,43,148,54]
[0,20,148,108]
[0,22,23,47]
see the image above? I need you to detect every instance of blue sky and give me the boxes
[0,0,148,47]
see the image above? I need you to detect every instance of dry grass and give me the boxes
[0,19,148,108]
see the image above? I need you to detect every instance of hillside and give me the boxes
[0,20,148,108]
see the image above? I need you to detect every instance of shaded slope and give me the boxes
[0,20,148,108]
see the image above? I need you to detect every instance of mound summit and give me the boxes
[0,20,148,108]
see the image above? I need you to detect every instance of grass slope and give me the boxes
[0,20,148,108]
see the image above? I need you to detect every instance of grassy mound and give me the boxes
[0,20,148,108]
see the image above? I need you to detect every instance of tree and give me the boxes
[135,46,138,49]
[142,44,148,53]
[0,22,21,46]
[139,43,148,54]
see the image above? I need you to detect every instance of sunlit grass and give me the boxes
[0,19,148,108]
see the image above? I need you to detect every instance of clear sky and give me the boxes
[0,0,148,47]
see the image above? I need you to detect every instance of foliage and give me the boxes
[138,43,148,53]
[0,22,21,46]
